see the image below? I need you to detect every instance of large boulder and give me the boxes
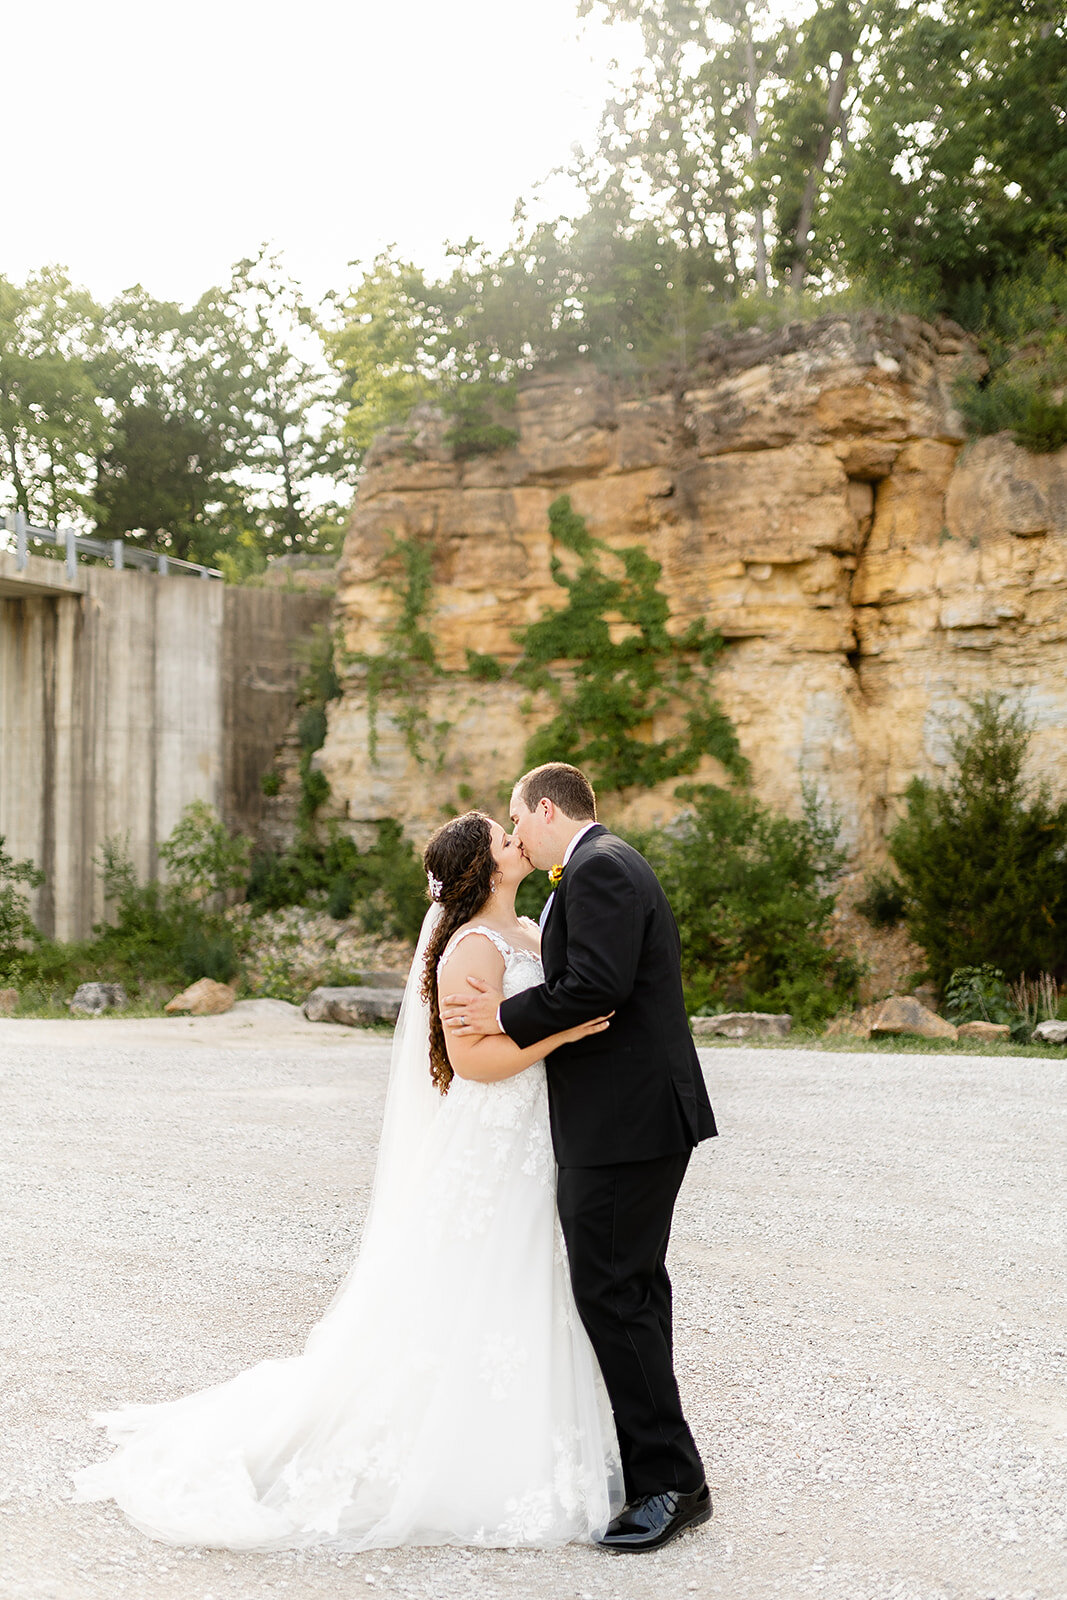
[957,1020,1011,1041]
[0,987,17,1017]
[70,982,127,1015]
[1033,1019,1067,1045]
[303,986,405,1027]
[690,1011,792,1040]
[165,978,237,1016]
[869,995,958,1042]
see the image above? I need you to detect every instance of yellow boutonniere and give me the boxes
[548,864,564,887]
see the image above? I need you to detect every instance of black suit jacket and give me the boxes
[500,826,717,1167]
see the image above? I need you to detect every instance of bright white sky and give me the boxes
[6,0,640,307]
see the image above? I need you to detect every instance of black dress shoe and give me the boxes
[596,1482,712,1552]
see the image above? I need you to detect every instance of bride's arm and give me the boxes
[437,937,609,1084]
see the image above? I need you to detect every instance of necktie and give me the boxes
[539,892,554,930]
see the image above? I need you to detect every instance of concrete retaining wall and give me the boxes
[0,550,330,941]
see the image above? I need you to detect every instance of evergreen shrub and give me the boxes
[888,696,1067,989]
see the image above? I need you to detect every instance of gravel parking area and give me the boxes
[1,1017,1065,1600]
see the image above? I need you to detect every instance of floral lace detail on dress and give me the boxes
[437,925,555,1194]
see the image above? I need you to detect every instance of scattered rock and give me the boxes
[0,987,18,1016]
[303,986,405,1027]
[957,1020,1011,1041]
[1033,1019,1067,1045]
[690,1011,792,1039]
[164,978,237,1016]
[69,982,128,1015]
[869,995,958,1042]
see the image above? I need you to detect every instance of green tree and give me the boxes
[827,0,1067,310]
[91,284,242,562]
[94,403,223,558]
[762,0,866,290]
[0,268,107,526]
[578,0,870,298]
[196,249,342,554]
[888,696,1067,989]
[326,253,438,462]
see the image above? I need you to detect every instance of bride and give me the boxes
[72,811,624,1550]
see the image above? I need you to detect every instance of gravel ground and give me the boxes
[1,1017,1065,1600]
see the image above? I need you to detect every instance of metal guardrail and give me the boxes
[1,511,223,581]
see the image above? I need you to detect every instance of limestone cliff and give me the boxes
[314,312,1067,862]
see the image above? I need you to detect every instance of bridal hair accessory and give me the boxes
[427,872,444,901]
[548,864,564,887]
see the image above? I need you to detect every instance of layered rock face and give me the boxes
[318,314,1067,858]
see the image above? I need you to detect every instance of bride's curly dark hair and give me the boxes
[421,811,497,1094]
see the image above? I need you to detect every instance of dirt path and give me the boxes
[1,1016,1064,1599]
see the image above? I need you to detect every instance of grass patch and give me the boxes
[695,1029,1066,1058]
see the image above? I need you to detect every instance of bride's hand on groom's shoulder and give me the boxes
[441,975,503,1039]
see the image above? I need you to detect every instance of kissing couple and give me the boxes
[74,762,717,1555]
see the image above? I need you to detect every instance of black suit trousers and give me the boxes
[556,1152,705,1500]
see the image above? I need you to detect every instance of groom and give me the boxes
[442,761,716,1552]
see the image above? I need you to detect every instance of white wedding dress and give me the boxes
[72,916,622,1550]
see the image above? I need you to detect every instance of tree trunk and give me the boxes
[722,194,742,292]
[740,9,769,293]
[0,412,29,516]
[788,50,855,295]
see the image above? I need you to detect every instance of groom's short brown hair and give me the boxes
[516,762,597,821]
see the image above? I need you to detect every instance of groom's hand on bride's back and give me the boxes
[441,975,503,1039]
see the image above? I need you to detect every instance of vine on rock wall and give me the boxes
[515,496,747,793]
[349,533,441,765]
[294,624,342,823]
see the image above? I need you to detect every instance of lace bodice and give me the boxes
[435,920,551,1192]
[438,921,543,1000]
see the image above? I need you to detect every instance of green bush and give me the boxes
[0,836,44,981]
[888,695,1067,989]
[326,872,356,920]
[297,763,331,822]
[157,799,251,906]
[953,256,1067,454]
[465,650,503,682]
[855,869,906,929]
[944,964,1013,1026]
[14,808,253,1000]
[177,923,238,985]
[247,820,427,943]
[634,784,860,1027]
[957,377,1067,454]
[298,705,328,754]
